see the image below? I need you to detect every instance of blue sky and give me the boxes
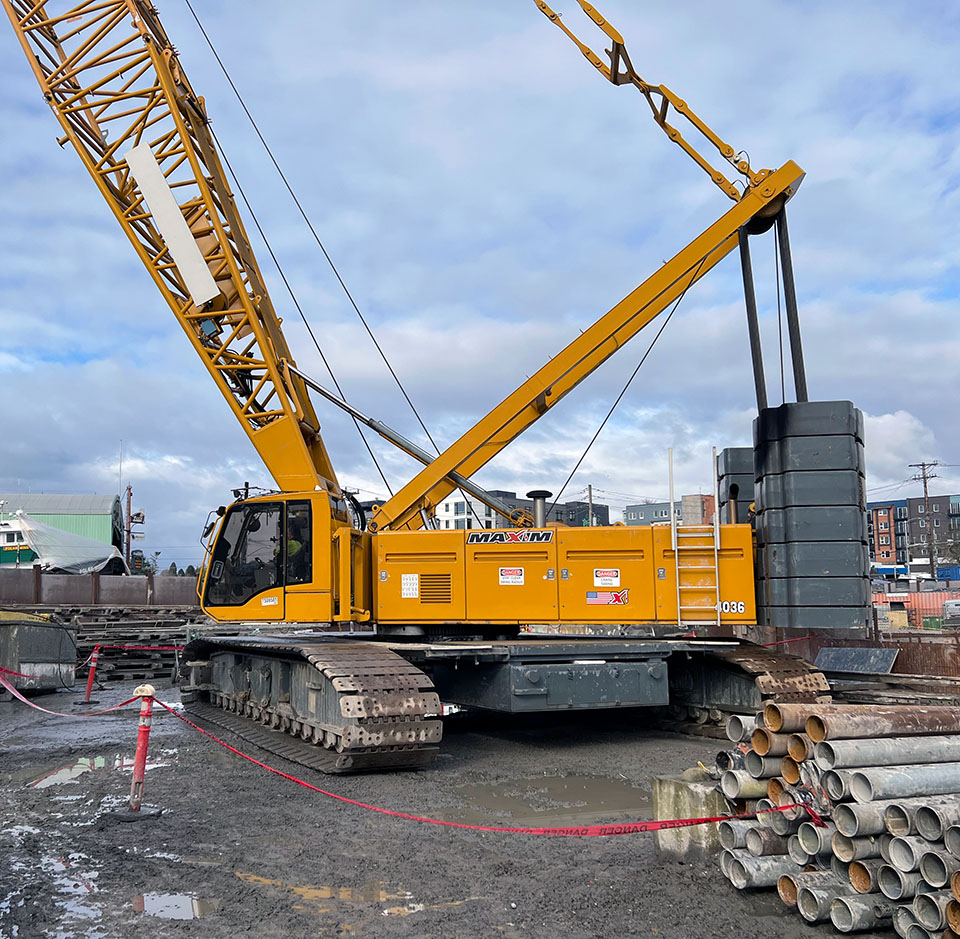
[2,1,959,567]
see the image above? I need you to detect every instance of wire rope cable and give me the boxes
[183,0,486,526]
[207,127,394,496]
[547,256,709,518]
[775,231,785,404]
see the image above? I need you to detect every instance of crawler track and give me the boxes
[182,636,442,774]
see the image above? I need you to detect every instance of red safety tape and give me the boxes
[0,665,35,680]
[0,672,141,717]
[154,698,825,836]
[761,634,815,647]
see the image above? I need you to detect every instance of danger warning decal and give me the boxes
[593,568,620,587]
[499,567,524,586]
[467,530,554,544]
[586,589,629,606]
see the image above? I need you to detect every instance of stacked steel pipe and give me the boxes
[717,702,960,937]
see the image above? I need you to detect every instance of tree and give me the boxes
[938,536,960,565]
[164,561,178,577]
[185,564,197,577]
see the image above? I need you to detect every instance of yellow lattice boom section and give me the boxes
[4,0,338,493]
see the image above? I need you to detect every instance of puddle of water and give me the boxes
[236,872,484,920]
[133,893,221,920]
[435,774,651,826]
[237,872,408,905]
[25,753,174,789]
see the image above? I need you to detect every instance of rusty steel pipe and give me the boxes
[767,776,787,803]
[753,797,776,828]
[745,827,789,857]
[886,802,922,837]
[728,854,798,889]
[718,819,753,850]
[726,714,757,742]
[914,890,954,931]
[832,855,851,880]
[798,820,836,856]
[833,832,882,863]
[879,833,894,864]
[751,727,790,756]
[849,857,886,893]
[948,827,960,860]
[787,733,814,762]
[798,882,859,923]
[878,865,930,901]
[715,749,747,773]
[816,736,960,771]
[824,769,854,801]
[777,870,838,907]
[948,898,960,933]
[780,755,802,785]
[744,750,782,779]
[719,847,747,881]
[917,801,960,841]
[830,895,898,933]
[852,764,960,804]
[764,702,831,734]
[835,800,903,838]
[778,787,815,822]
[890,835,933,873]
[720,770,768,800]
[768,806,801,837]
[807,708,960,744]
[787,834,814,866]
[920,851,960,889]
[893,906,919,939]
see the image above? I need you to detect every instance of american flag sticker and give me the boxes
[586,589,629,605]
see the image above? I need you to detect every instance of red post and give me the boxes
[129,683,155,813]
[83,644,100,704]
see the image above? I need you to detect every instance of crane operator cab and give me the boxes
[200,492,355,625]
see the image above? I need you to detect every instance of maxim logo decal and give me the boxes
[467,530,554,544]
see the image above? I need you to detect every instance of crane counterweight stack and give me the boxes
[5,0,859,773]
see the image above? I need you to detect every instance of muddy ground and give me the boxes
[1,682,873,939]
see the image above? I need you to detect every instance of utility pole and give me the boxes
[124,484,133,566]
[909,461,940,581]
[587,484,594,527]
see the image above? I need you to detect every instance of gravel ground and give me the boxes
[0,682,876,938]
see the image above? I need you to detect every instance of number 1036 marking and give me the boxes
[719,600,746,614]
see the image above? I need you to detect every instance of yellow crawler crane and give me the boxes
[4,0,827,771]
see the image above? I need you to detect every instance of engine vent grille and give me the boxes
[419,573,453,604]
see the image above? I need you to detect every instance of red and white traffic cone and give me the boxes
[117,684,161,820]
[74,644,101,706]
[129,684,155,812]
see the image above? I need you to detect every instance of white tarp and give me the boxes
[17,511,128,574]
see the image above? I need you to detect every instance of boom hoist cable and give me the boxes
[180,0,486,528]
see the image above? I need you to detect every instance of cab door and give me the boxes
[202,501,285,621]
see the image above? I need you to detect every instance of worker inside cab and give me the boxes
[284,501,312,585]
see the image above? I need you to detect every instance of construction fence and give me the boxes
[0,568,199,607]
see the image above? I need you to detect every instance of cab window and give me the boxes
[285,501,312,585]
[205,503,282,606]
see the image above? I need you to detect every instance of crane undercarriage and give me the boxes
[181,633,829,773]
